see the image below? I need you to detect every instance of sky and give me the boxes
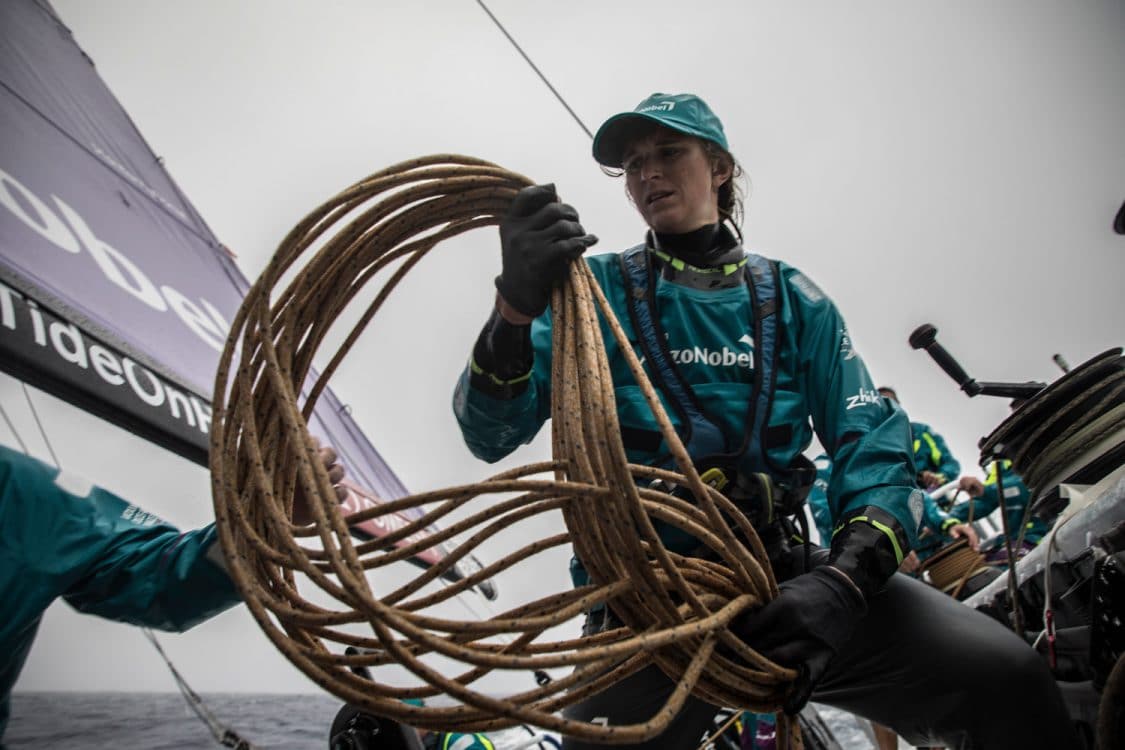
[3,0,1124,710]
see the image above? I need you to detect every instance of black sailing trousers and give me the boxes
[561,548,1081,750]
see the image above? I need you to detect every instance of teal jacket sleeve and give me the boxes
[951,463,1046,542]
[453,308,554,463]
[781,264,922,552]
[920,492,959,535]
[0,446,241,635]
[950,486,998,523]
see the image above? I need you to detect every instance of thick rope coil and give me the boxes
[918,539,990,599]
[209,155,802,746]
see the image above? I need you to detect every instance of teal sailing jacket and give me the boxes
[949,460,1048,544]
[454,248,921,552]
[0,445,241,738]
[809,452,954,550]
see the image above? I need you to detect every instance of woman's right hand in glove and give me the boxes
[495,184,598,317]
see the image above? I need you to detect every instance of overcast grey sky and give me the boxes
[3,0,1124,700]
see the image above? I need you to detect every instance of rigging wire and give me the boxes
[0,398,30,454]
[141,628,259,749]
[20,382,60,467]
[474,0,594,140]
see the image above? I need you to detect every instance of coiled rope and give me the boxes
[917,539,990,599]
[209,155,801,746]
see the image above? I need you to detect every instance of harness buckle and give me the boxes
[699,466,731,493]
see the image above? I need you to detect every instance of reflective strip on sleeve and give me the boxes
[469,357,532,387]
[846,515,905,564]
[921,432,942,465]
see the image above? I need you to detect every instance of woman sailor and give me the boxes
[452,92,1079,749]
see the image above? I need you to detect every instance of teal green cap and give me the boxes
[592,92,729,168]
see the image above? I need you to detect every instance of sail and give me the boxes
[0,0,474,581]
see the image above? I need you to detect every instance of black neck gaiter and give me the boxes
[652,223,740,268]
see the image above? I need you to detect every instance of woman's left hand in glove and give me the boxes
[733,565,866,714]
[735,505,911,714]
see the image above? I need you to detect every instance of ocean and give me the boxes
[6,692,343,749]
[5,693,884,749]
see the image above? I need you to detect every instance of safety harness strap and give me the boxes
[743,253,779,471]
[621,243,725,458]
[619,244,781,470]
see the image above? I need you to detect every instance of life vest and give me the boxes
[618,243,813,521]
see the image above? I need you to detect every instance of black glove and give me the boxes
[468,307,534,400]
[734,565,866,714]
[495,184,597,317]
[735,506,909,714]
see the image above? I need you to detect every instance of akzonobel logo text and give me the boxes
[670,334,754,370]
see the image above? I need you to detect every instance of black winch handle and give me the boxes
[909,324,1046,400]
[909,324,983,396]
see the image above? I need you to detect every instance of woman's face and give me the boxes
[622,129,731,234]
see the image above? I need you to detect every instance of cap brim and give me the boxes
[592,112,688,168]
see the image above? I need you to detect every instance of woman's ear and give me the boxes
[711,157,733,188]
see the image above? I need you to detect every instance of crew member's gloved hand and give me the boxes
[735,506,910,714]
[734,565,865,714]
[495,184,597,317]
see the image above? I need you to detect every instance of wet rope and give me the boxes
[209,155,802,746]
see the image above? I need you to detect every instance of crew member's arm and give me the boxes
[789,265,919,579]
[920,491,979,550]
[453,184,596,461]
[0,441,345,635]
[736,266,922,714]
[0,446,239,634]
[950,467,999,523]
[66,440,345,631]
